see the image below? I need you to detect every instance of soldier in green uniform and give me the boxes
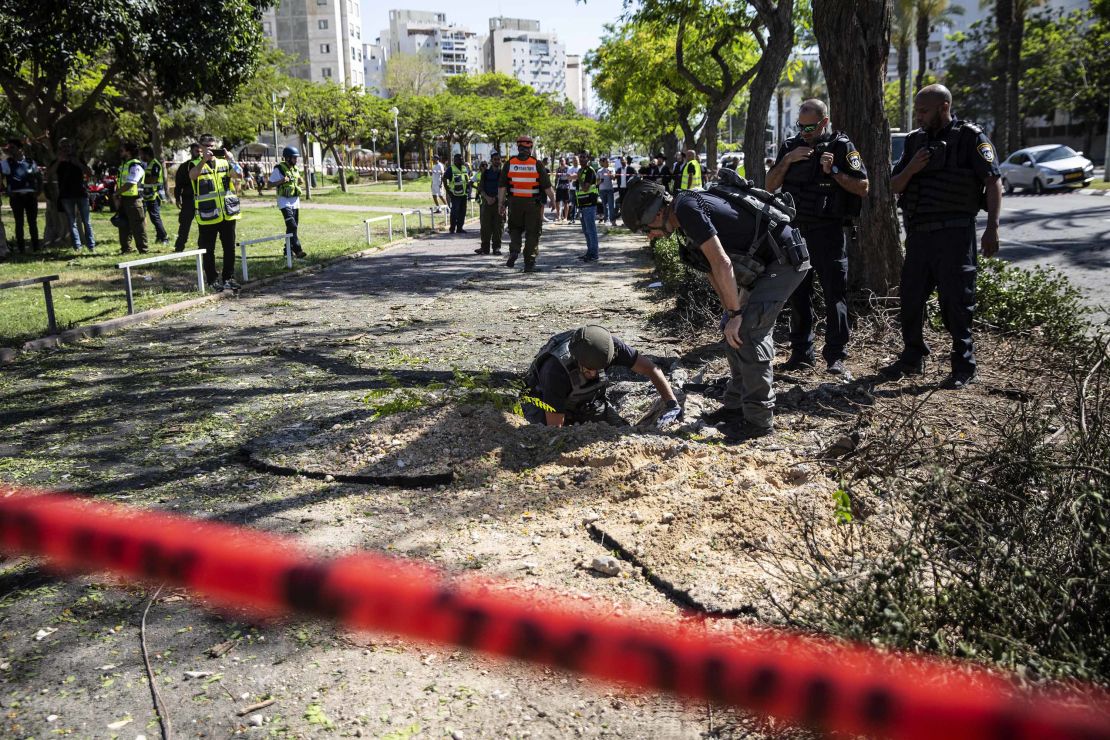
[498,135,555,273]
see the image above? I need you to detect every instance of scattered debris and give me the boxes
[589,556,622,577]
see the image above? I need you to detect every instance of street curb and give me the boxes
[1074,188,1110,197]
[0,217,478,365]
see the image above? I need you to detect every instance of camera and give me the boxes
[213,147,227,157]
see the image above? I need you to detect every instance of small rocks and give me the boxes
[324,474,335,482]
[47,714,58,722]
[33,627,57,641]
[589,556,622,576]
[660,511,675,524]
[582,510,601,525]
[630,511,644,524]
[249,714,264,727]
[452,731,465,740]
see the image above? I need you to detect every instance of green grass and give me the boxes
[0,206,409,347]
[1086,179,1110,190]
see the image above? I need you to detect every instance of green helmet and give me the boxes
[569,325,615,370]
[620,176,670,232]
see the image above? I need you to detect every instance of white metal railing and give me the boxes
[0,274,60,333]
[117,249,206,314]
[364,215,394,245]
[237,234,294,282]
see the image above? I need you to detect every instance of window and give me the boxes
[351,48,356,60]
[321,67,332,78]
[320,43,330,53]
[318,19,328,29]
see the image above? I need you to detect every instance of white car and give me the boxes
[999,144,1094,194]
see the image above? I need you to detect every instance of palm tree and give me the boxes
[986,0,1045,155]
[913,0,964,90]
[797,59,826,100]
[893,0,915,130]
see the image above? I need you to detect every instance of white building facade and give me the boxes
[262,0,364,86]
[484,17,567,97]
[381,9,484,79]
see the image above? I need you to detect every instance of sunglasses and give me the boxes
[795,122,821,133]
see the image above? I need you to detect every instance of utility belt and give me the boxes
[765,226,810,271]
[905,216,975,234]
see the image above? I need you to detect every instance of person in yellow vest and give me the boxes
[114,141,149,254]
[442,153,472,234]
[497,135,555,273]
[173,142,203,252]
[139,145,169,245]
[189,133,243,292]
[268,146,307,258]
[574,151,601,263]
[680,148,703,190]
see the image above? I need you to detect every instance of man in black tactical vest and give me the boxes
[886,84,1002,390]
[524,325,681,428]
[767,99,869,377]
[621,174,811,442]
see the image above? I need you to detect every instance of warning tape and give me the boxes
[0,489,1107,739]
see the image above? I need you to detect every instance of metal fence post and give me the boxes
[196,254,205,293]
[42,281,57,334]
[285,235,293,268]
[239,242,250,282]
[123,267,135,315]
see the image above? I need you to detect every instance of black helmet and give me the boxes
[569,325,615,370]
[620,176,669,232]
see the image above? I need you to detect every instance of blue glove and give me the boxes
[657,400,683,428]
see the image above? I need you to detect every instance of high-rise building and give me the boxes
[262,0,365,86]
[364,41,386,96]
[381,9,484,78]
[565,54,586,114]
[484,17,567,97]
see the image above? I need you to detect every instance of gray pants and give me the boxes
[722,258,810,429]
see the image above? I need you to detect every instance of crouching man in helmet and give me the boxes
[524,325,682,428]
[621,176,811,442]
[269,146,307,259]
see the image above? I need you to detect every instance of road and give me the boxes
[989,191,1110,323]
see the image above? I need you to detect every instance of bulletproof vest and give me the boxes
[781,132,861,222]
[899,121,985,224]
[525,331,608,412]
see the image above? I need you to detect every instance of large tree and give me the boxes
[989,0,1045,155]
[384,53,442,97]
[892,0,915,131]
[812,0,903,293]
[913,0,963,90]
[284,81,370,193]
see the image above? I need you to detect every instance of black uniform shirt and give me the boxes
[892,119,1001,182]
[774,131,867,225]
[673,190,761,258]
[535,336,638,414]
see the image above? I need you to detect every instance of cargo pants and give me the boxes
[507,199,543,266]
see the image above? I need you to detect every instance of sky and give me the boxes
[361,0,627,59]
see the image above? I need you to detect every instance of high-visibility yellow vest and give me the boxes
[277,162,302,198]
[118,159,144,198]
[446,164,469,196]
[575,164,599,206]
[192,157,241,225]
[142,159,165,203]
[682,159,703,190]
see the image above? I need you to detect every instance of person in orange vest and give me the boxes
[498,135,556,273]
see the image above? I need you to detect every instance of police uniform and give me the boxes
[271,160,305,257]
[775,131,865,365]
[575,161,601,260]
[173,155,201,252]
[117,157,149,254]
[142,157,168,243]
[192,155,242,285]
[672,184,810,431]
[893,119,1000,377]
[445,161,471,233]
[523,331,638,426]
[499,154,552,270]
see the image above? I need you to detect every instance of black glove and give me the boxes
[657,399,683,428]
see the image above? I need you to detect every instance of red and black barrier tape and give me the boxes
[0,489,1107,739]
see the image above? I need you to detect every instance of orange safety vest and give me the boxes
[507,155,540,198]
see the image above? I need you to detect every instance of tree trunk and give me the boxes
[300,133,312,200]
[334,144,348,192]
[897,41,909,130]
[776,90,784,145]
[1007,10,1024,154]
[914,13,929,90]
[703,117,720,174]
[994,0,1013,151]
[742,1,794,188]
[813,0,903,294]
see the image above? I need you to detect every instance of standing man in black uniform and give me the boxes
[767,99,869,376]
[885,84,1002,389]
[173,142,202,252]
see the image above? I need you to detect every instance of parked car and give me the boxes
[999,144,1094,194]
[891,132,909,164]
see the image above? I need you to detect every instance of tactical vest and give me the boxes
[525,331,608,413]
[5,158,36,193]
[898,121,985,226]
[575,165,599,206]
[446,164,469,197]
[142,160,165,203]
[118,159,144,198]
[681,159,703,190]
[780,132,861,222]
[192,157,241,225]
[277,162,302,198]
[507,156,540,199]
[676,170,808,287]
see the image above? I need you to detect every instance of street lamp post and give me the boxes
[370,128,378,182]
[390,106,402,191]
